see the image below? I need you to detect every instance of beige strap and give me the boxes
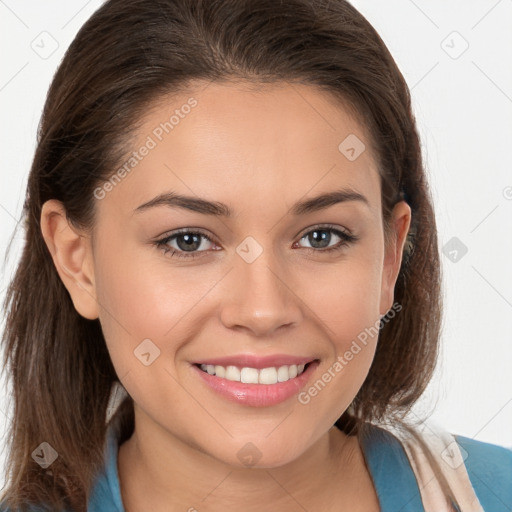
[383,420,484,512]
[105,381,129,424]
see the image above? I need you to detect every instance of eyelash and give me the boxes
[154,224,359,260]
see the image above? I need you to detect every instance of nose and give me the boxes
[219,249,304,337]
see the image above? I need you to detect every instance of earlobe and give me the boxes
[379,201,412,317]
[40,199,99,320]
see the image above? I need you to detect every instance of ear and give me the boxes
[40,199,99,320]
[379,200,412,317]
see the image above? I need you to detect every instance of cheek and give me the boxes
[94,242,217,369]
[298,251,383,340]
[295,265,383,428]
[295,252,383,396]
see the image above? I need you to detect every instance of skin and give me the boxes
[41,80,411,511]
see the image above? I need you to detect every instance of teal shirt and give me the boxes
[2,423,511,511]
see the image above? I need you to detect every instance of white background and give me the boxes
[1,0,511,489]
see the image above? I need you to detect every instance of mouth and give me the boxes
[191,357,320,407]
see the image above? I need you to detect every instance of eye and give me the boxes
[154,224,359,260]
[294,224,359,254]
[154,228,218,259]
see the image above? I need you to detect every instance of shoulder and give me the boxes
[360,421,512,512]
[454,434,512,512]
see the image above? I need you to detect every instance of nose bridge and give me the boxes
[219,237,303,336]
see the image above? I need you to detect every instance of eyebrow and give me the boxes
[133,187,370,217]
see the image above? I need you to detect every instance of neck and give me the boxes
[117,412,371,512]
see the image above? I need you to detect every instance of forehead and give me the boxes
[96,80,381,220]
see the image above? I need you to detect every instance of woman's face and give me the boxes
[57,81,410,467]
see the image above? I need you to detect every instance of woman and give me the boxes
[1,0,510,511]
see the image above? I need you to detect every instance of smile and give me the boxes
[191,357,320,407]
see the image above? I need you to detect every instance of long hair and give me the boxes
[0,0,452,510]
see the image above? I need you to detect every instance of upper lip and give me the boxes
[193,354,316,369]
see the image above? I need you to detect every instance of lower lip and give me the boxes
[192,361,319,407]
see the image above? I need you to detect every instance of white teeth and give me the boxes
[259,367,278,384]
[277,365,290,382]
[214,365,226,378]
[225,365,241,381]
[241,367,259,384]
[199,362,308,384]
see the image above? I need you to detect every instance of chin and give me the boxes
[205,438,307,470]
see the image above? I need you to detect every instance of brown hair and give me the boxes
[0,0,454,510]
